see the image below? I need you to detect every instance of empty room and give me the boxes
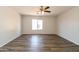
[0,6,79,52]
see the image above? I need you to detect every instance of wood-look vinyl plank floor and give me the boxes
[0,34,79,52]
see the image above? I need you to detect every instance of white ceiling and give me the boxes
[12,6,73,16]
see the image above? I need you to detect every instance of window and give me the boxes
[32,19,43,30]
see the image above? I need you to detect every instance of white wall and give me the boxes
[0,7,21,47]
[57,7,79,45]
[22,15,57,34]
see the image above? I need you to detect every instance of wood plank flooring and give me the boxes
[0,34,79,52]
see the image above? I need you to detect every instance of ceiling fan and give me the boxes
[37,6,51,15]
[40,6,51,13]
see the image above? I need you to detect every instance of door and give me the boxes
[32,19,43,34]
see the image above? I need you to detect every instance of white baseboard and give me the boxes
[0,34,22,47]
[57,34,79,45]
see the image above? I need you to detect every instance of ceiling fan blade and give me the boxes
[44,11,51,13]
[45,6,50,10]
